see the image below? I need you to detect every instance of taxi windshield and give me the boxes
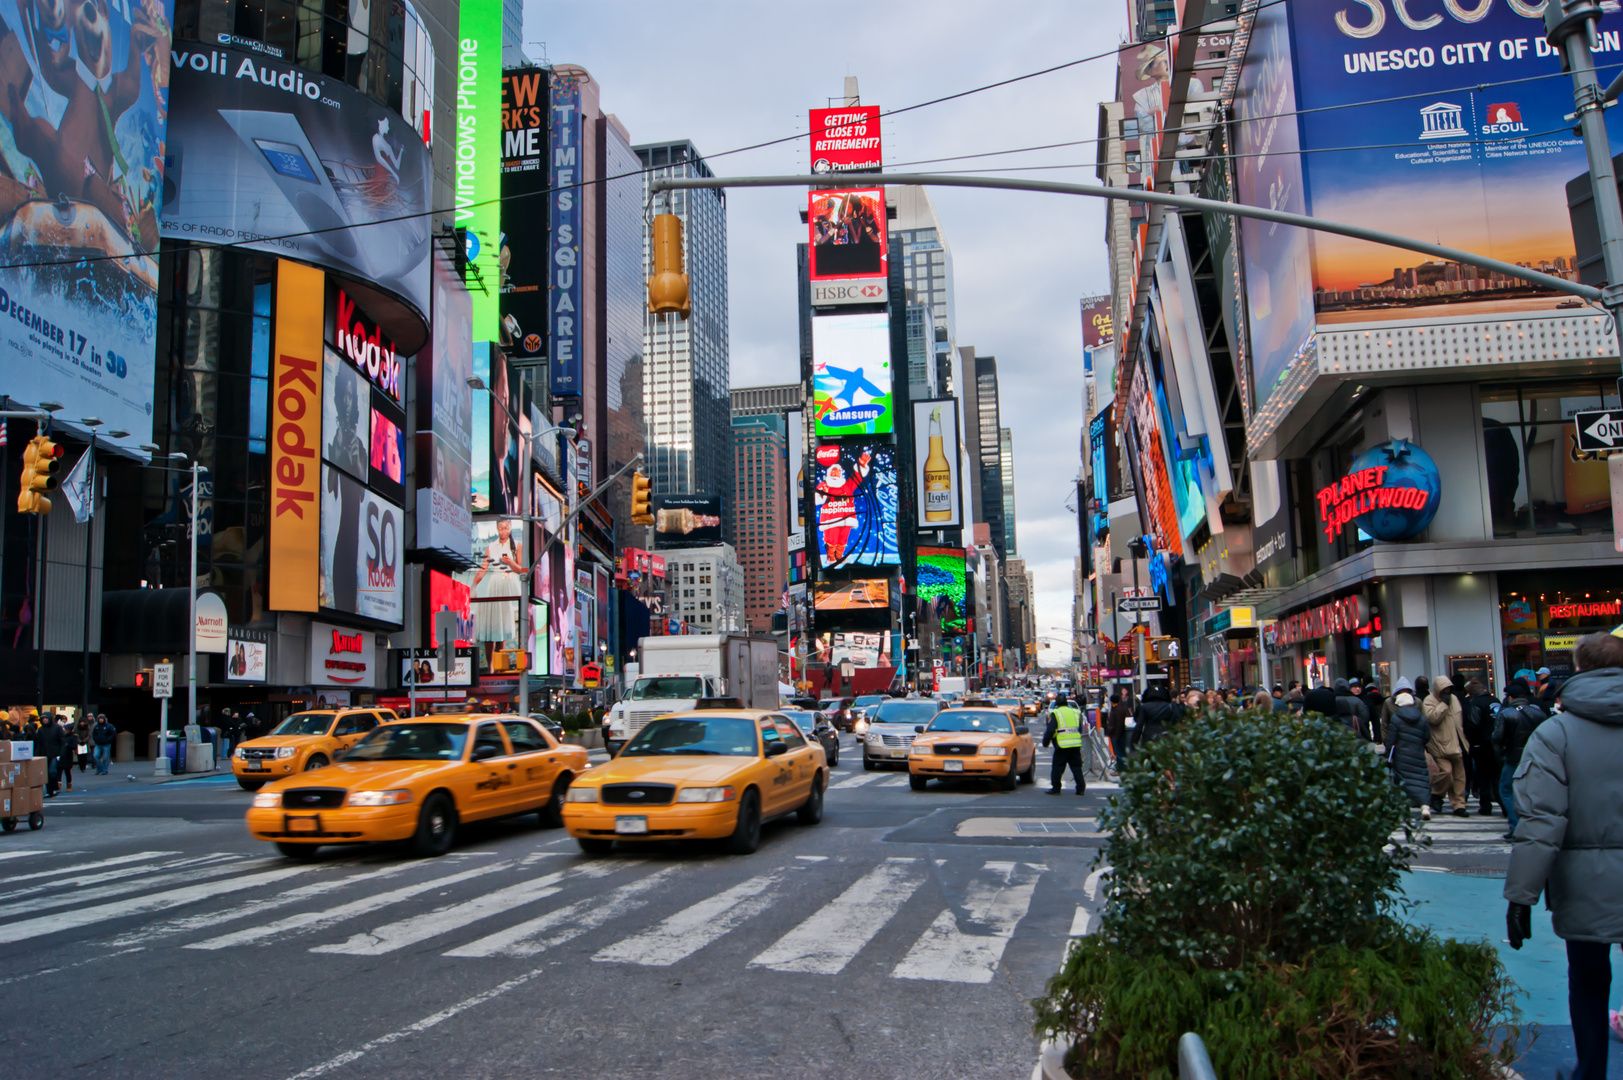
[629,677,706,700]
[929,710,1015,733]
[869,701,939,726]
[343,723,469,761]
[621,717,759,757]
[269,713,334,737]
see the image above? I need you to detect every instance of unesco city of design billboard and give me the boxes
[0,0,176,447]
[813,311,893,436]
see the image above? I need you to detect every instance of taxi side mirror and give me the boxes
[765,741,789,758]
[1016,726,1030,736]
[914,725,925,733]
[472,744,502,762]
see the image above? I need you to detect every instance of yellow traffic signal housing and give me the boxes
[630,470,654,525]
[493,649,528,674]
[647,213,690,318]
[17,434,61,515]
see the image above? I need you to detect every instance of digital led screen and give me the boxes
[916,547,968,633]
[813,312,893,436]
[808,188,888,281]
[814,443,898,569]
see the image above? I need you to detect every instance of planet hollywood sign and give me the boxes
[1275,595,1370,648]
[1315,440,1442,543]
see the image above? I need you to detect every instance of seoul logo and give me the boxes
[1481,102,1526,135]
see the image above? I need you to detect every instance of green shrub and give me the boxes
[1032,707,1520,1078]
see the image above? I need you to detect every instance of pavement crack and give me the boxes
[830,1012,858,1053]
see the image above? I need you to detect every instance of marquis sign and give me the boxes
[1315,439,1441,543]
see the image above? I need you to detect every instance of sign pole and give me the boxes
[152,661,173,776]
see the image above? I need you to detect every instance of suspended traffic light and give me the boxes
[17,434,62,515]
[647,214,690,318]
[630,470,654,525]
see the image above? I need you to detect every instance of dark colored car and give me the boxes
[781,709,839,766]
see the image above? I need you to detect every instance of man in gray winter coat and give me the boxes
[1504,630,1623,1080]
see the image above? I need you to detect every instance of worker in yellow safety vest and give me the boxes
[1042,694,1086,795]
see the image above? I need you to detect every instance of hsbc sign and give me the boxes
[812,279,888,306]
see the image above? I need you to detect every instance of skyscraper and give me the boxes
[962,352,1008,561]
[999,427,1017,558]
[732,414,788,633]
[893,187,956,394]
[730,384,801,416]
[637,141,731,502]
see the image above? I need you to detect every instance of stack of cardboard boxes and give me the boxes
[0,741,45,822]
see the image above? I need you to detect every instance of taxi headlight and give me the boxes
[676,785,736,803]
[275,747,297,759]
[251,792,281,808]
[564,786,599,803]
[233,746,246,759]
[347,789,413,807]
[980,746,1010,756]
[909,743,933,755]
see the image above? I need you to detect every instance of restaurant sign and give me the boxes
[1275,594,1370,648]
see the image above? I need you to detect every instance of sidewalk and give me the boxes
[1401,869,1623,1078]
[52,761,241,793]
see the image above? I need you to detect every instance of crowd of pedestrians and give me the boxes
[0,709,121,794]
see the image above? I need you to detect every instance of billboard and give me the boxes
[309,619,376,687]
[814,579,891,611]
[827,631,888,668]
[808,189,888,281]
[428,569,474,646]
[402,648,473,688]
[1232,0,1314,412]
[500,67,549,364]
[912,398,961,528]
[322,347,369,481]
[456,0,502,339]
[162,43,432,320]
[548,72,584,396]
[814,442,898,569]
[813,312,893,436]
[1123,363,1184,559]
[652,494,723,548]
[269,260,324,611]
[319,465,404,624]
[0,0,173,447]
[786,409,806,544]
[917,547,968,633]
[809,106,882,173]
[226,639,267,683]
[1081,295,1114,349]
[1290,3,1602,329]
[415,253,474,558]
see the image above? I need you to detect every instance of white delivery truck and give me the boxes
[935,676,967,697]
[603,635,780,753]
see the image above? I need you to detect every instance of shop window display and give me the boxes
[1498,570,1623,680]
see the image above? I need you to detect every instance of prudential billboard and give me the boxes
[1242,1,1621,412]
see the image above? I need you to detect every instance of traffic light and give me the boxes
[630,470,654,525]
[647,214,690,318]
[17,434,62,515]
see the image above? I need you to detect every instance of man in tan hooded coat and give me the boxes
[1423,674,1471,816]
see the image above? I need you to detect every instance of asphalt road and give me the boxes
[0,738,1514,1080]
[0,738,1114,1080]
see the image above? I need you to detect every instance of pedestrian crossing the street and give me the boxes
[0,842,1068,986]
[1392,814,1513,858]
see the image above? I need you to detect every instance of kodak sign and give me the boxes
[270,260,324,611]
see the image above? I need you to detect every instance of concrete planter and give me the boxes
[1033,1042,1072,1080]
[566,728,604,750]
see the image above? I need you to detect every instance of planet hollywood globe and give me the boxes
[1349,439,1441,541]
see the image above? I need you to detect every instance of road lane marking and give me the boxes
[0,862,310,944]
[445,867,681,958]
[828,773,882,790]
[0,851,174,885]
[873,776,910,788]
[892,861,1045,984]
[0,851,52,862]
[185,861,514,950]
[749,857,925,975]
[311,862,623,956]
[0,855,246,916]
[594,871,784,967]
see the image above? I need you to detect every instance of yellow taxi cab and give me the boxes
[245,714,589,858]
[232,708,398,790]
[562,708,826,856]
[908,705,1037,791]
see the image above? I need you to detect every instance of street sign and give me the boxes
[1573,409,1623,452]
[152,662,173,699]
[1117,596,1162,614]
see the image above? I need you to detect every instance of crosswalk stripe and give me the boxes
[0,861,311,944]
[0,851,175,885]
[893,861,1045,984]
[829,773,881,790]
[0,851,52,862]
[0,854,245,916]
[311,859,621,957]
[748,857,925,975]
[873,776,909,788]
[104,862,419,949]
[594,871,784,967]
[185,861,514,950]
[446,866,682,958]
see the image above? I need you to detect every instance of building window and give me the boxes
[1482,379,1620,538]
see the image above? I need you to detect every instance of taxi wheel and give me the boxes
[796,775,824,825]
[237,778,265,792]
[577,838,614,855]
[1018,757,1036,785]
[275,842,319,860]
[909,774,928,791]
[412,793,458,857]
[539,773,571,828]
[725,790,761,855]
[304,755,329,771]
[999,763,1018,791]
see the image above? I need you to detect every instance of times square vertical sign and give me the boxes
[549,74,583,397]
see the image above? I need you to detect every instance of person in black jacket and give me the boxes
[91,714,116,775]
[1130,684,1179,748]
[1333,678,1372,740]
[33,713,64,796]
[1463,680,1499,817]
[1492,679,1547,839]
[1383,688,1433,820]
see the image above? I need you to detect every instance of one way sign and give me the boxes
[1574,410,1623,452]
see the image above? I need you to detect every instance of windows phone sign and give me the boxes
[812,280,888,307]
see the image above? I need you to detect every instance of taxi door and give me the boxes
[774,716,820,805]
[501,720,559,812]
[463,722,516,820]
[757,719,797,817]
[331,711,379,758]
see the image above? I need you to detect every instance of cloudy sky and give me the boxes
[530,1,1127,664]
